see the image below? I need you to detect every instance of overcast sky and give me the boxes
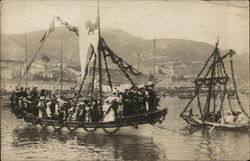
[1,0,249,53]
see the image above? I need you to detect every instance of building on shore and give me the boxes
[1,79,76,92]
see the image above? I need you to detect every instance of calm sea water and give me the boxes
[1,96,249,161]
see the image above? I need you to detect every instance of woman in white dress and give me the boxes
[103,99,115,122]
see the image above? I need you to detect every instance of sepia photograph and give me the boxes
[1,0,249,161]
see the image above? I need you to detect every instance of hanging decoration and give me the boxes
[99,38,142,77]
[56,16,79,36]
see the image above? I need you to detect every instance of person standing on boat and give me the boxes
[12,87,20,107]
[108,90,121,120]
[37,95,48,118]
[128,86,138,115]
[137,85,147,113]
[122,88,131,117]
[117,92,124,118]
[146,82,158,112]
[49,95,57,119]
[90,99,99,122]
[103,99,115,122]
[84,100,92,122]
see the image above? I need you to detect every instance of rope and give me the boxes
[196,86,204,122]
[100,38,142,76]
[65,123,80,131]
[73,47,95,111]
[80,123,97,133]
[103,50,113,90]
[51,121,64,130]
[18,38,47,86]
[102,126,120,135]
[229,57,249,118]
[196,50,215,80]
[180,92,198,117]
[56,17,79,36]
[90,52,97,98]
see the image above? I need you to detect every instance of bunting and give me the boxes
[56,17,79,36]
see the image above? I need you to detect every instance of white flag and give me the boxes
[79,13,99,78]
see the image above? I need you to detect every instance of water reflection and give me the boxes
[12,125,161,161]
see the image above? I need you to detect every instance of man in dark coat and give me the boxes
[146,82,158,112]
[122,88,130,117]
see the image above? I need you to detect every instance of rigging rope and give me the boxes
[18,39,47,86]
[196,50,215,80]
[229,57,249,118]
[56,17,79,36]
[73,46,95,111]
[90,52,97,99]
[102,50,113,90]
[100,38,142,76]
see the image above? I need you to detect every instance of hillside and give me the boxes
[1,27,249,82]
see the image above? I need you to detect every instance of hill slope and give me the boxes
[1,27,248,81]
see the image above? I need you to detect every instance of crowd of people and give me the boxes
[11,82,160,123]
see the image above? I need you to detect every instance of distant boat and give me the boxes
[180,41,250,131]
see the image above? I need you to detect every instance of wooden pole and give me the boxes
[25,33,28,88]
[60,43,63,95]
[97,0,103,103]
[153,38,156,82]
[137,52,140,85]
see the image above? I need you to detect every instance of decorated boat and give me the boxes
[10,3,167,137]
[180,40,250,131]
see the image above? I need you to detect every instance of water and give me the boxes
[1,96,249,161]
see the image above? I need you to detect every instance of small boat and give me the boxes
[10,3,168,137]
[180,40,250,131]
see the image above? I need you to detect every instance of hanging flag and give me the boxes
[57,17,79,36]
[79,12,99,78]
[40,18,55,43]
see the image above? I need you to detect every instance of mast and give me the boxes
[205,49,217,117]
[137,52,140,71]
[153,37,156,110]
[97,0,103,103]
[25,33,28,88]
[60,43,63,95]
[153,38,156,82]
[137,52,140,84]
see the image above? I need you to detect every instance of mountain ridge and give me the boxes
[1,27,248,82]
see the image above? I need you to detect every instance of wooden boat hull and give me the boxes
[11,106,167,137]
[65,123,154,137]
[181,115,250,131]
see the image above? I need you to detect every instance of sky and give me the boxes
[1,0,249,53]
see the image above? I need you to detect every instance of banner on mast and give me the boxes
[79,12,99,78]
[40,18,56,43]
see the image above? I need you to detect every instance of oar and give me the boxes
[209,118,221,133]
[209,125,216,133]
